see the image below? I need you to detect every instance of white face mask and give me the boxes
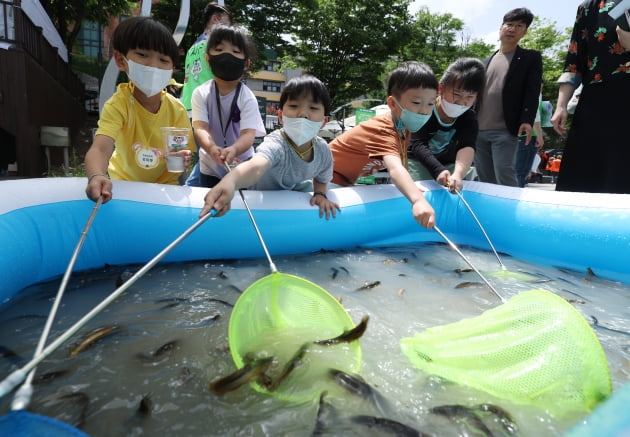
[440,97,470,118]
[126,58,172,98]
[282,117,322,146]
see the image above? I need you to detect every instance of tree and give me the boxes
[40,0,134,58]
[284,0,412,107]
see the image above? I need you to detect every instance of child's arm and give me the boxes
[199,155,270,217]
[84,135,115,203]
[383,154,435,229]
[310,181,341,220]
[193,120,223,164]
[220,128,257,165]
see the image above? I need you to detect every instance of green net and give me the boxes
[228,272,361,402]
[400,289,611,416]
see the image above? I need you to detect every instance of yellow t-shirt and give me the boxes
[96,83,193,184]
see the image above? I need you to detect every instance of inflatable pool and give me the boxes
[0,177,629,436]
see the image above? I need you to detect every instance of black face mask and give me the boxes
[209,53,246,81]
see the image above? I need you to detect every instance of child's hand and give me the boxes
[199,181,237,218]
[411,197,435,229]
[85,175,113,203]
[310,192,341,220]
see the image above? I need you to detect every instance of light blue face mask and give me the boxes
[394,99,431,133]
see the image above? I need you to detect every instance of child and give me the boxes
[191,24,266,188]
[85,16,193,203]
[200,75,340,219]
[407,57,485,192]
[328,61,438,229]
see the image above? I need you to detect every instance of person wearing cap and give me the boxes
[182,2,232,186]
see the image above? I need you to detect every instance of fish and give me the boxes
[431,404,494,437]
[136,340,179,362]
[0,345,23,365]
[33,370,69,385]
[137,393,153,416]
[209,356,274,395]
[455,281,484,289]
[329,368,391,415]
[268,343,309,391]
[356,281,381,291]
[590,316,630,336]
[455,268,474,274]
[350,415,428,437]
[69,325,123,358]
[474,403,518,435]
[312,391,331,436]
[314,316,369,346]
[42,391,90,429]
[331,267,339,279]
[207,298,234,307]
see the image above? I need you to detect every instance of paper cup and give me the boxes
[161,127,189,173]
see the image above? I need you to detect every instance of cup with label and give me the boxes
[161,127,189,173]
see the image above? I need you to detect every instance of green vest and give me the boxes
[181,39,214,112]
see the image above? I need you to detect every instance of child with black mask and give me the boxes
[191,24,266,188]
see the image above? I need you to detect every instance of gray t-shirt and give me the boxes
[250,129,334,190]
[477,51,514,131]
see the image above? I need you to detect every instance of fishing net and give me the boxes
[228,272,362,402]
[400,289,611,416]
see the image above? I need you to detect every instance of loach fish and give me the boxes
[590,316,630,337]
[207,297,234,307]
[268,343,310,391]
[356,281,381,291]
[69,325,123,358]
[351,415,429,437]
[137,393,153,416]
[455,281,484,289]
[474,403,518,435]
[431,404,494,437]
[0,345,23,365]
[33,370,69,385]
[209,356,274,395]
[328,368,390,416]
[314,316,369,346]
[136,340,180,362]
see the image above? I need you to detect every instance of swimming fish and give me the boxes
[137,393,153,416]
[33,369,69,385]
[209,356,274,395]
[136,340,179,362]
[329,368,390,415]
[350,415,429,437]
[455,281,484,289]
[431,404,494,437]
[356,281,381,291]
[312,391,330,436]
[314,316,369,346]
[474,403,518,435]
[69,325,122,358]
[268,343,309,391]
[0,345,22,365]
[208,298,234,307]
[590,316,630,336]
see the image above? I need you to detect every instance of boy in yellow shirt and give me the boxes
[85,16,194,203]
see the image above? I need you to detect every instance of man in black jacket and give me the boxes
[475,8,542,187]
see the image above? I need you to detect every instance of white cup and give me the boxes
[160,127,189,173]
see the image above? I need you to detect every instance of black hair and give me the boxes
[440,57,486,112]
[206,24,256,62]
[203,2,232,27]
[112,16,179,64]
[280,75,332,115]
[503,8,534,28]
[387,61,438,99]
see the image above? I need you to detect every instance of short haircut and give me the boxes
[440,57,485,93]
[503,8,534,28]
[387,61,438,99]
[280,75,332,115]
[203,2,232,27]
[206,24,256,62]
[112,16,179,64]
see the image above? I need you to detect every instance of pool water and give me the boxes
[0,243,628,436]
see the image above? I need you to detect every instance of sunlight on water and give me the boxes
[0,243,628,436]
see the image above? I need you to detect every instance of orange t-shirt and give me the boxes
[329,113,407,186]
[550,158,561,172]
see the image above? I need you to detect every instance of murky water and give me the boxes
[0,243,629,436]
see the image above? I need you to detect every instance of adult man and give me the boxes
[475,8,542,187]
[181,2,232,186]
